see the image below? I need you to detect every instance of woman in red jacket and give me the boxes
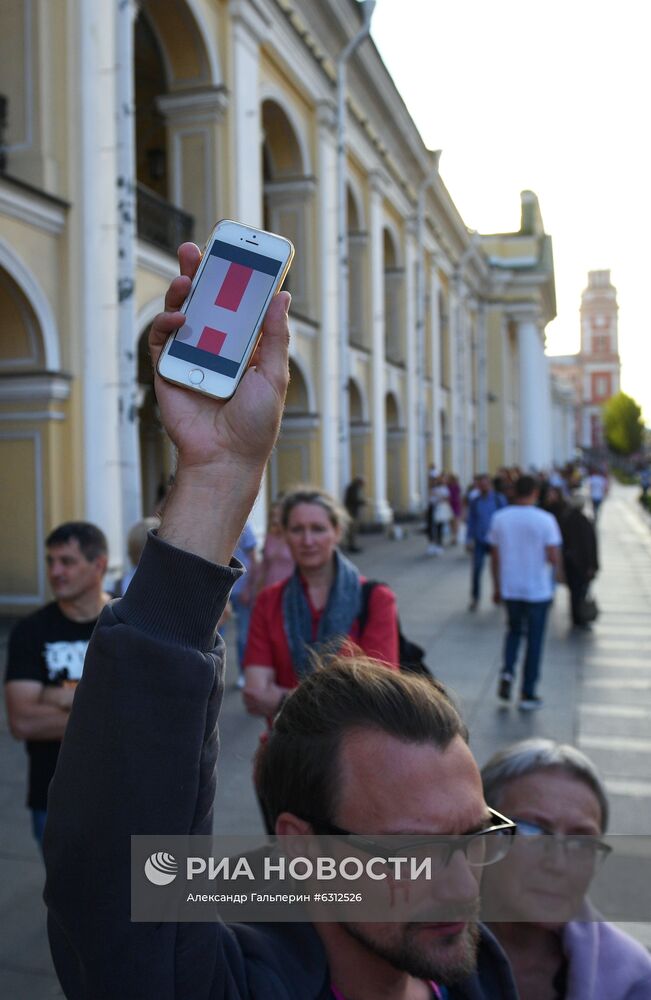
[242,487,399,719]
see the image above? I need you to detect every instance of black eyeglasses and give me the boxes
[307,806,517,874]
[511,818,612,867]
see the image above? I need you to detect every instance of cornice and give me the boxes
[157,87,229,124]
[0,178,67,235]
[0,372,71,401]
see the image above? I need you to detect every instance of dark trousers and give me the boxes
[31,808,47,853]
[565,563,589,625]
[471,541,491,600]
[503,599,551,699]
[427,506,444,545]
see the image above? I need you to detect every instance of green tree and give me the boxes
[602,391,645,456]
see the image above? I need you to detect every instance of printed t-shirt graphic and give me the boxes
[178,254,276,364]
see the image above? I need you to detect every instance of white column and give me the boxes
[230,0,269,540]
[230,0,268,227]
[369,172,392,524]
[451,281,468,478]
[541,355,553,469]
[476,302,488,472]
[115,0,142,546]
[429,266,442,470]
[447,284,459,473]
[518,314,552,470]
[316,101,340,497]
[405,222,420,512]
[78,0,123,575]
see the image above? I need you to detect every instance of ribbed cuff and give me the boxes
[115,532,243,650]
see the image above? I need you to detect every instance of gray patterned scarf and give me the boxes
[282,549,362,678]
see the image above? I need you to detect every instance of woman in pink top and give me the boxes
[259,501,294,589]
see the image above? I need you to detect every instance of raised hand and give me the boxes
[150,243,291,564]
[149,243,291,477]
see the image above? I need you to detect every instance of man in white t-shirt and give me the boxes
[487,476,562,710]
[588,468,608,520]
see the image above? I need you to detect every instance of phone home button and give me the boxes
[188,369,204,385]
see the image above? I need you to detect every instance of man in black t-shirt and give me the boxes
[4,521,110,846]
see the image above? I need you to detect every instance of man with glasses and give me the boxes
[44,246,518,999]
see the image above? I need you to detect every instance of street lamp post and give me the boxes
[336,0,375,498]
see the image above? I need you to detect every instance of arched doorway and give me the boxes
[385,391,405,513]
[348,377,369,482]
[441,409,451,473]
[383,228,404,365]
[0,268,64,607]
[268,358,317,500]
[134,1,220,251]
[347,185,368,349]
[262,99,313,316]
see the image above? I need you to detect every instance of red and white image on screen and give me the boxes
[178,254,276,364]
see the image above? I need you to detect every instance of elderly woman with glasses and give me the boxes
[480,738,651,1000]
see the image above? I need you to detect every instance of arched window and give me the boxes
[383,229,404,364]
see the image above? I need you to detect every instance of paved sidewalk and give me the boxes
[1,483,650,996]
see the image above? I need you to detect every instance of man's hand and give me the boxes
[151,243,291,564]
[40,685,76,711]
[242,685,284,718]
[149,243,290,478]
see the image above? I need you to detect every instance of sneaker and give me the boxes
[236,674,246,690]
[468,599,478,612]
[519,696,543,711]
[426,544,442,556]
[498,674,513,701]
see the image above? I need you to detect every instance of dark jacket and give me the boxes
[44,533,518,1000]
[558,506,599,578]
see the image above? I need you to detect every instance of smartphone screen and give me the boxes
[167,240,284,377]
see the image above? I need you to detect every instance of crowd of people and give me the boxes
[4,257,650,999]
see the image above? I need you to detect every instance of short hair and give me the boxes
[46,522,108,562]
[255,657,467,832]
[127,517,160,566]
[515,474,538,498]
[480,738,609,832]
[281,486,350,533]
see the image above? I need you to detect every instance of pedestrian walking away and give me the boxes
[488,475,562,710]
[587,467,609,521]
[4,521,111,847]
[228,520,259,687]
[343,475,366,553]
[257,500,294,589]
[427,475,453,555]
[546,490,599,630]
[466,474,507,611]
[43,249,519,1000]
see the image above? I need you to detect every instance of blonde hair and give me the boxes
[280,486,350,533]
[127,516,160,566]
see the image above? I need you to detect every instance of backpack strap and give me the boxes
[357,579,381,636]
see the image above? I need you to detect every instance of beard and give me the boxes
[343,920,481,986]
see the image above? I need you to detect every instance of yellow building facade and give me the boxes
[0,0,556,612]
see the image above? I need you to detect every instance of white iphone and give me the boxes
[157,220,294,399]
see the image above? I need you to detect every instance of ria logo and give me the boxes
[144,852,178,886]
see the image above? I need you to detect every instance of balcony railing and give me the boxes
[136,183,194,255]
